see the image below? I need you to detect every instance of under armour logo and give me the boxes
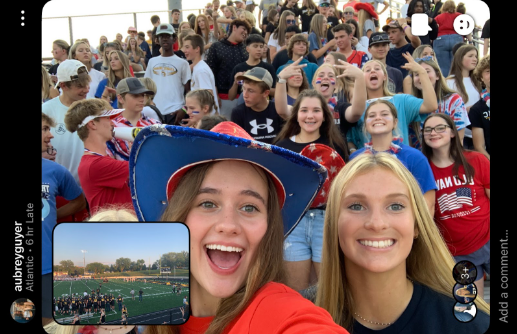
[249,119,274,135]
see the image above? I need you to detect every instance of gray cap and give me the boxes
[116,77,155,95]
[236,67,273,89]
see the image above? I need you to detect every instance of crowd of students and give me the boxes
[42,0,490,333]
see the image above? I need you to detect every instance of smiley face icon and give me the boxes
[453,14,475,35]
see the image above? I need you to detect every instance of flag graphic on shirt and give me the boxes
[438,187,473,214]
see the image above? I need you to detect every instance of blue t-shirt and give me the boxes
[308,32,327,66]
[347,94,424,148]
[350,143,437,194]
[352,282,490,334]
[386,43,415,77]
[95,78,118,108]
[41,158,83,275]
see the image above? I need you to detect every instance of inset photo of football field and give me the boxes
[52,222,189,325]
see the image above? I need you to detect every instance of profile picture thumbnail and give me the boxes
[453,283,478,304]
[453,302,477,323]
[10,298,35,323]
[453,260,477,285]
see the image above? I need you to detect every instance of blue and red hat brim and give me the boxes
[129,125,328,237]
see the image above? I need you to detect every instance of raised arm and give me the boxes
[400,52,437,113]
[334,60,367,123]
[275,58,307,120]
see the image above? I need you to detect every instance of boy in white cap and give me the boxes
[144,23,191,115]
[42,59,92,185]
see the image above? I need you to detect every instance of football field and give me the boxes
[53,278,189,324]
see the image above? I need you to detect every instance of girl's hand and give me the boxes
[400,52,425,74]
[351,37,358,46]
[278,57,307,80]
[334,59,363,79]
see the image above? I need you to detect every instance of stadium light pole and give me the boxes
[81,250,87,277]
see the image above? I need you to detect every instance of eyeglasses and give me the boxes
[344,11,354,15]
[46,147,57,155]
[286,20,296,25]
[423,124,451,135]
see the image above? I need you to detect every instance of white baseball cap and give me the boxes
[54,59,88,88]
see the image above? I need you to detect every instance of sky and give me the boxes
[40,0,490,59]
[53,223,189,267]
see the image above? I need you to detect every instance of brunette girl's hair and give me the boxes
[273,89,349,161]
[411,58,456,102]
[286,67,310,96]
[447,44,481,103]
[185,89,219,115]
[267,8,278,23]
[421,113,475,182]
[107,50,132,91]
[154,161,286,334]
[273,10,295,47]
[127,37,145,58]
[345,19,359,38]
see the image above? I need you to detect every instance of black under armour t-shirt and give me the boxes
[230,101,285,144]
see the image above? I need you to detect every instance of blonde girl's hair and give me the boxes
[241,10,256,27]
[447,44,482,103]
[195,14,212,44]
[315,152,490,330]
[309,14,327,48]
[88,205,138,221]
[178,29,195,49]
[64,99,113,141]
[357,7,373,38]
[69,41,93,70]
[179,21,191,32]
[273,10,295,47]
[312,63,339,95]
[303,0,317,11]
[148,160,286,334]
[441,0,456,13]
[139,77,157,104]
[362,59,395,98]
[42,66,52,101]
[267,8,278,23]
[127,37,145,58]
[185,89,219,115]
[412,44,437,63]
[226,5,237,18]
[411,58,456,102]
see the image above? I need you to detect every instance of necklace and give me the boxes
[354,312,392,326]
[354,278,414,327]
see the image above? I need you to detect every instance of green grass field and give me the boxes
[53,278,189,324]
[93,269,189,277]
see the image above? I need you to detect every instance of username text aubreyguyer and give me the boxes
[14,203,35,292]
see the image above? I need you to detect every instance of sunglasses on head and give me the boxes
[319,3,330,7]
[370,34,389,43]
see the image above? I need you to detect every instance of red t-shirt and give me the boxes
[430,151,490,256]
[179,282,349,334]
[435,12,462,37]
[78,154,133,215]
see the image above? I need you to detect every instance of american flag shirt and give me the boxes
[429,151,490,256]
[108,114,161,161]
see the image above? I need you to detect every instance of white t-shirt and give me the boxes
[141,106,161,122]
[446,76,481,139]
[268,36,281,50]
[144,55,191,115]
[87,68,106,99]
[191,60,220,114]
[42,96,85,186]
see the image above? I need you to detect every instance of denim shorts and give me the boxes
[454,240,490,281]
[283,208,325,262]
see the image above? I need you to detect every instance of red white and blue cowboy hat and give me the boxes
[128,122,328,237]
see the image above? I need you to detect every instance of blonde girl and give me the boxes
[42,66,59,103]
[183,89,220,127]
[308,14,336,66]
[218,5,237,37]
[316,152,490,333]
[95,50,133,107]
[403,44,437,94]
[325,52,354,103]
[268,10,296,61]
[179,21,192,33]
